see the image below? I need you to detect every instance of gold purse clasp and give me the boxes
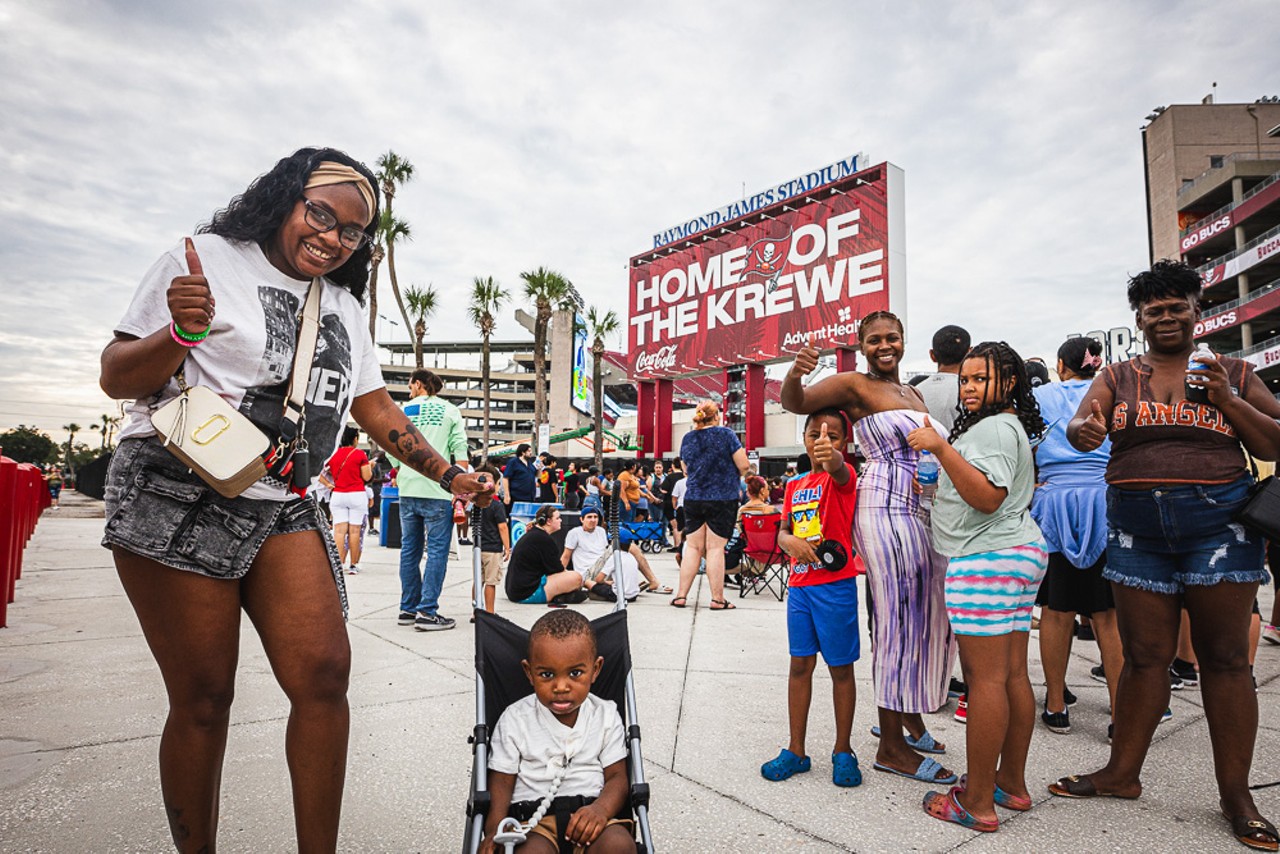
[192,414,231,445]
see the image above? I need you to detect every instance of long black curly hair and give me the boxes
[950,341,1045,444]
[197,147,380,301]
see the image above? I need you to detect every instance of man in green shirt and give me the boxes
[393,369,470,631]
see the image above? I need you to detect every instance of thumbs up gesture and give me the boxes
[790,344,820,379]
[167,237,216,336]
[812,420,836,468]
[1074,398,1110,451]
[906,414,946,454]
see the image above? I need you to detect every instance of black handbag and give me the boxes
[1233,459,1280,541]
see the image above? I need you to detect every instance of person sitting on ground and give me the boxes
[562,507,659,602]
[762,409,863,789]
[482,609,636,854]
[506,505,588,605]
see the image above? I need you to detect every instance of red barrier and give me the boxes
[0,457,51,628]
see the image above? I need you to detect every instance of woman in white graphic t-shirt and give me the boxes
[99,147,493,853]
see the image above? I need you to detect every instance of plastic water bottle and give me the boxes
[1185,343,1213,404]
[917,450,940,504]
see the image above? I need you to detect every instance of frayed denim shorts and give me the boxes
[1103,476,1268,595]
[102,436,347,617]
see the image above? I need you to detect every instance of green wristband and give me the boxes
[173,321,210,342]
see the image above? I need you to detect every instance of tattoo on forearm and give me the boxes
[387,422,449,481]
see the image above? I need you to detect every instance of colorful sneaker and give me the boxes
[1041,707,1071,734]
[953,694,968,724]
[346,564,361,575]
[1264,624,1280,646]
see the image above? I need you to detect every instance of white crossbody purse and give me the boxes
[152,279,322,499]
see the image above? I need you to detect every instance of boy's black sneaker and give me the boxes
[1041,707,1071,734]
[1090,665,1107,684]
[414,613,457,632]
[397,611,416,626]
[1170,658,1198,688]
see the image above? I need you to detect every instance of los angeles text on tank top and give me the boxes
[1103,356,1252,487]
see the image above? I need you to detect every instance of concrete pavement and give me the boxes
[3,491,1280,852]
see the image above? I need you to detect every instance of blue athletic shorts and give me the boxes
[787,575,860,666]
[519,576,550,604]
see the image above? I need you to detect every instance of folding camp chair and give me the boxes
[738,513,789,601]
[464,485,654,853]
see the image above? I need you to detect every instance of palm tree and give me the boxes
[374,151,415,346]
[586,307,619,472]
[519,267,573,442]
[366,210,387,342]
[468,276,510,465]
[90,412,121,450]
[380,213,414,351]
[404,284,438,368]
[61,423,81,474]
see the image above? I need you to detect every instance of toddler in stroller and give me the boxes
[466,484,654,853]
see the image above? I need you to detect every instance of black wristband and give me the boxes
[438,464,465,492]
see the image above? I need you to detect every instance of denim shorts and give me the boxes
[1104,476,1269,595]
[787,575,860,666]
[102,437,348,616]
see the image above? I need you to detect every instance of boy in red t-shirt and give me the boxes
[760,408,862,788]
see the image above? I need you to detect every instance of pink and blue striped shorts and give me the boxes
[944,541,1049,637]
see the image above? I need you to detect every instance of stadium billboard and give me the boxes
[628,162,904,380]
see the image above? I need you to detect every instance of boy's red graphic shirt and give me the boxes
[782,463,860,587]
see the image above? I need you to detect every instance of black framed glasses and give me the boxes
[302,200,372,251]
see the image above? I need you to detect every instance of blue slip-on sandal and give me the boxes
[872,756,959,785]
[869,726,947,755]
[832,752,862,787]
[761,748,810,781]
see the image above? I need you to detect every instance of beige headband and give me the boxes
[304,161,376,226]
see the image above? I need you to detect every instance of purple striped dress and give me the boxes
[852,409,957,714]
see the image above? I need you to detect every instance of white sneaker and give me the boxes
[347,564,361,575]
[1264,624,1280,646]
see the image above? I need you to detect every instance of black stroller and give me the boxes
[464,485,655,853]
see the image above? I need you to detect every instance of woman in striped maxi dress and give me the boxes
[781,311,958,784]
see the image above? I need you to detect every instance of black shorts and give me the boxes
[102,437,348,616]
[1035,552,1113,616]
[682,499,738,540]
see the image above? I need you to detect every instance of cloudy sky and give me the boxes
[2,0,1277,442]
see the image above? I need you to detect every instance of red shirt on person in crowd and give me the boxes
[327,446,370,493]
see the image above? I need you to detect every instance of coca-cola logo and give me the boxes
[1195,310,1237,336]
[1181,215,1232,254]
[635,345,679,373]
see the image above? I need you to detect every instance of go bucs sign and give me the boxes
[627,162,904,380]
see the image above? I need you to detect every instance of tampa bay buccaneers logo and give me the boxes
[742,226,794,293]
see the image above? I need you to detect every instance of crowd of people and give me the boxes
[95,142,1279,852]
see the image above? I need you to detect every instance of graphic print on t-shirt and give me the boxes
[790,484,824,541]
[238,286,353,457]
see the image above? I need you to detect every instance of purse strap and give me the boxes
[278,279,322,445]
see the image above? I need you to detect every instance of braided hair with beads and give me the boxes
[949,341,1045,444]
